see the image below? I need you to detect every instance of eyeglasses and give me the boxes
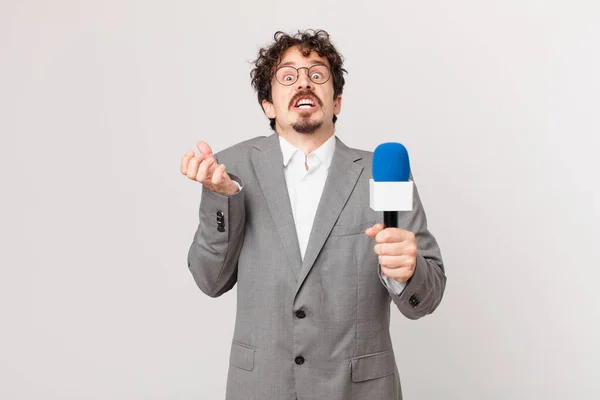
[275,65,331,86]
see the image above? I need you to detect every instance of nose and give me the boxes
[296,67,313,90]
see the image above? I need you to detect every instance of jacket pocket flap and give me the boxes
[330,220,376,237]
[351,350,395,382]
[229,341,255,371]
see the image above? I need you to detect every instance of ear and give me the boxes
[262,99,276,119]
[333,96,342,115]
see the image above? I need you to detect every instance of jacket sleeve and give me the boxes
[377,178,447,320]
[187,173,246,298]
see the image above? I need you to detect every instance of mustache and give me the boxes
[289,90,323,109]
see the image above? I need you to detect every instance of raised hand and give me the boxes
[180,141,239,195]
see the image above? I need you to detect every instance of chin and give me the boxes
[290,114,323,134]
[292,120,322,134]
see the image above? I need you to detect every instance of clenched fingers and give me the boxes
[365,223,385,238]
[378,254,414,268]
[373,241,417,258]
[375,228,415,244]
[380,265,414,282]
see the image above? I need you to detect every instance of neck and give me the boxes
[276,126,335,155]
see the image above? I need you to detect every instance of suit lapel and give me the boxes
[251,134,302,279]
[294,137,364,296]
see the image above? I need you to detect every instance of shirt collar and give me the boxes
[278,134,337,169]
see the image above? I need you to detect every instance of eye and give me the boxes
[283,75,295,81]
[311,72,323,80]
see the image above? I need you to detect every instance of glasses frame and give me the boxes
[274,64,332,86]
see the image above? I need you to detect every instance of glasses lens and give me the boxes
[276,67,298,85]
[308,65,330,84]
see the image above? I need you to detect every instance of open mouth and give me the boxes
[291,96,320,111]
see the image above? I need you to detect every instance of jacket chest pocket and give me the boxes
[329,220,376,237]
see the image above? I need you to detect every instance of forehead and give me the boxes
[278,46,330,67]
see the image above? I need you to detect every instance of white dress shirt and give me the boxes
[279,135,335,259]
[278,135,407,295]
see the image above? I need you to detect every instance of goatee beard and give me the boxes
[292,116,322,134]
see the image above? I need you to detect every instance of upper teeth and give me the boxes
[297,99,314,107]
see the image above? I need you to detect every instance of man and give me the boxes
[180,30,446,400]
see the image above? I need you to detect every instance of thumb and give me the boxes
[365,223,385,238]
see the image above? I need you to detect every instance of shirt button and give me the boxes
[295,356,305,365]
[295,310,306,319]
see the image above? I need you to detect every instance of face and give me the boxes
[262,47,342,135]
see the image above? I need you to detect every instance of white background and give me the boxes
[1,0,598,398]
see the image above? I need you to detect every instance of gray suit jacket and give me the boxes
[187,133,446,400]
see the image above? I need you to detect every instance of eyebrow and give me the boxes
[279,60,328,68]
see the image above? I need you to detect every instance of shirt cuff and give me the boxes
[382,273,407,296]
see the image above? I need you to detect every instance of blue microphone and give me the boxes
[370,142,414,228]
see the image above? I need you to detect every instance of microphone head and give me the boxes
[372,142,411,182]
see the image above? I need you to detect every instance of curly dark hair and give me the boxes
[250,29,347,130]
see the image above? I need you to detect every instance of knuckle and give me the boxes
[408,243,417,254]
[195,167,206,180]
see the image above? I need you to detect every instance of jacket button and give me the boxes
[216,210,224,217]
[295,310,306,319]
[217,226,225,232]
[409,294,420,307]
[295,356,305,365]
